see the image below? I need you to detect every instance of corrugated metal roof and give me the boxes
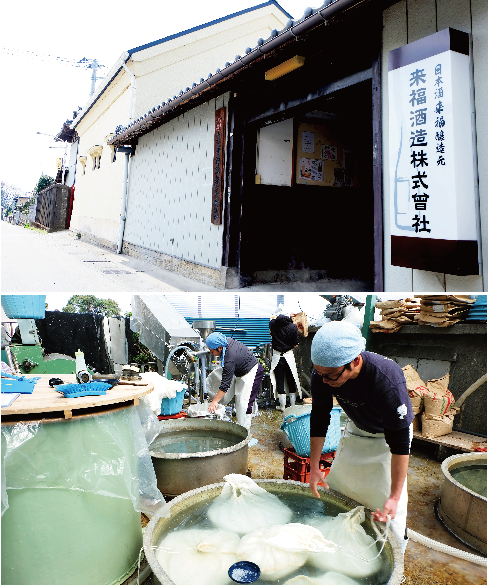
[186,317,271,348]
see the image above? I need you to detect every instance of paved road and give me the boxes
[1,223,220,292]
[2,222,370,292]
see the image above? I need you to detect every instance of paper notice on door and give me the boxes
[302,131,315,153]
[300,158,323,181]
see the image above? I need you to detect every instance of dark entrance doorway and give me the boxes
[239,79,374,287]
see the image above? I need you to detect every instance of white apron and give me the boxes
[234,363,259,426]
[325,421,412,549]
[269,349,302,399]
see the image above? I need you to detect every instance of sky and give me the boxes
[42,292,332,318]
[1,0,318,193]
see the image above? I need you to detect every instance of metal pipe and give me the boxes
[116,64,136,254]
[5,346,21,375]
[200,355,208,401]
[116,152,130,254]
[164,345,194,379]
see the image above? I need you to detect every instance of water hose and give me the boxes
[408,529,487,566]
[455,374,487,408]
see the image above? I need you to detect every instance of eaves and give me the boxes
[108,0,372,148]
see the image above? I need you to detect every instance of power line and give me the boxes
[3,47,106,95]
[2,46,104,70]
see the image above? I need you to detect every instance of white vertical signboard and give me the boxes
[389,28,479,275]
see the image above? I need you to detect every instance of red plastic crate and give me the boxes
[158,411,187,420]
[283,447,335,483]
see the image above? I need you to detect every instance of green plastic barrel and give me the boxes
[1,406,144,585]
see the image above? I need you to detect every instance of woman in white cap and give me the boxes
[206,332,265,430]
[309,321,413,554]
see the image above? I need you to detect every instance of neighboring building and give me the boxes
[108,0,488,292]
[57,1,291,251]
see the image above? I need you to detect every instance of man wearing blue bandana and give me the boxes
[206,332,265,430]
[309,321,414,554]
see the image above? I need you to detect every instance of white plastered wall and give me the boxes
[69,76,131,245]
[382,0,487,292]
[67,4,288,247]
[130,7,289,118]
[123,95,229,270]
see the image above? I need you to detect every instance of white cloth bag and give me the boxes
[325,421,410,549]
[270,349,302,399]
[207,474,294,535]
[155,528,239,585]
[236,523,338,581]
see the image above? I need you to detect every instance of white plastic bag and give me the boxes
[187,401,226,418]
[307,507,383,578]
[285,573,361,585]
[236,523,338,581]
[207,474,294,535]
[154,528,239,585]
[140,372,186,413]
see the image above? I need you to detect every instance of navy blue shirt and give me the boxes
[310,351,414,454]
[269,314,300,353]
[220,338,258,392]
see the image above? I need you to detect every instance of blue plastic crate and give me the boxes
[280,406,342,457]
[160,387,185,416]
[1,295,46,319]
[466,296,487,322]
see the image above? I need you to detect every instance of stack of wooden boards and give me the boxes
[415,295,476,327]
[369,298,420,333]
[370,295,476,333]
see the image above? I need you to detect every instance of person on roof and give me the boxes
[269,311,302,412]
[206,332,265,430]
[308,321,413,554]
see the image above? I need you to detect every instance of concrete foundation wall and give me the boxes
[382,0,488,291]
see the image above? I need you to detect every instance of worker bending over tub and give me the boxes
[309,321,413,554]
[207,332,265,430]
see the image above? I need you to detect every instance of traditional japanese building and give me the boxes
[58,1,291,251]
[106,0,487,291]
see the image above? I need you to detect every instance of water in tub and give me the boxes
[150,431,238,454]
[153,493,393,585]
[450,463,487,497]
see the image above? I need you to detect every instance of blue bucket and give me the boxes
[280,406,342,457]
[160,387,185,416]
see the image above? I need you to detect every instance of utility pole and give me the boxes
[3,49,105,97]
[88,59,103,96]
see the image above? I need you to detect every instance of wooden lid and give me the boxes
[1,374,154,420]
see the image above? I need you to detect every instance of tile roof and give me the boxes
[64,1,292,135]
[109,0,358,147]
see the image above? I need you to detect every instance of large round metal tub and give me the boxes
[438,452,487,554]
[150,418,250,497]
[144,479,404,585]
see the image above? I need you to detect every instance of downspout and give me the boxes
[117,62,136,254]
